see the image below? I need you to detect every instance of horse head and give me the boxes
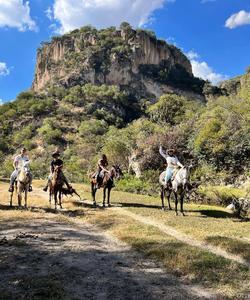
[18,161,31,183]
[180,164,195,201]
[111,164,123,180]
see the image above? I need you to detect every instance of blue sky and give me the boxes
[0,0,250,103]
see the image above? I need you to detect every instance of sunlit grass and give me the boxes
[0,179,249,298]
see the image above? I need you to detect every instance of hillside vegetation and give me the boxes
[0,25,249,203]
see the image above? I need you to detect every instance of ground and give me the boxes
[0,180,249,299]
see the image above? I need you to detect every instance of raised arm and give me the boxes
[159,146,168,160]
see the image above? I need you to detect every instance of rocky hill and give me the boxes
[0,24,249,191]
[32,23,204,100]
[220,68,250,100]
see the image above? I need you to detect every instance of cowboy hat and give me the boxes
[167,148,175,154]
[52,151,60,158]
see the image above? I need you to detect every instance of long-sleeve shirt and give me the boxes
[159,146,184,169]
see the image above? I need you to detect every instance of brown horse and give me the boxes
[49,166,64,209]
[16,164,32,208]
[91,165,123,207]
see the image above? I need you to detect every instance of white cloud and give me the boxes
[45,6,53,21]
[51,0,173,33]
[0,0,37,31]
[225,10,250,29]
[0,62,10,76]
[186,51,228,85]
[0,99,3,105]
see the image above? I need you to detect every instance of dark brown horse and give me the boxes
[91,165,123,207]
[49,166,64,209]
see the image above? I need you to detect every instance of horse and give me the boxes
[91,165,123,208]
[48,166,64,210]
[16,162,32,208]
[159,166,192,216]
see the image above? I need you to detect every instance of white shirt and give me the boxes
[159,146,183,169]
[14,155,30,170]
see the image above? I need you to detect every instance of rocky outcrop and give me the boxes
[32,25,201,99]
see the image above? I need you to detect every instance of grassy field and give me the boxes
[0,180,249,299]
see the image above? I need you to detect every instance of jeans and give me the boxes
[165,167,173,184]
[10,170,33,185]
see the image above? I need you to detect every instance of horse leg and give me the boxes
[174,192,178,216]
[59,190,62,209]
[91,182,97,207]
[103,187,106,208]
[24,187,27,208]
[180,191,185,216]
[17,184,21,207]
[161,187,165,210]
[107,187,111,207]
[49,188,52,205]
[10,191,13,207]
[167,189,172,210]
[54,190,58,210]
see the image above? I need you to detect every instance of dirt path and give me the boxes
[0,217,218,300]
[113,207,250,268]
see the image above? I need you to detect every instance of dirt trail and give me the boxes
[0,218,217,300]
[112,207,250,268]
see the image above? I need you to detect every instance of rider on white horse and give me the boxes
[8,147,32,192]
[159,146,184,187]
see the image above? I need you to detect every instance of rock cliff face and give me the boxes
[32,25,201,99]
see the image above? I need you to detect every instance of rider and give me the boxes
[159,145,184,187]
[95,154,111,188]
[8,147,33,192]
[43,150,71,192]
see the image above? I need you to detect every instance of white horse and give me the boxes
[159,166,192,216]
[17,161,32,208]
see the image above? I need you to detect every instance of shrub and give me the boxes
[196,185,246,206]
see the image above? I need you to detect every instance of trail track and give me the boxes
[112,207,250,268]
[0,217,217,300]
[0,186,248,299]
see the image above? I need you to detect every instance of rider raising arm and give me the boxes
[159,146,184,186]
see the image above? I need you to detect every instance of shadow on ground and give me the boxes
[0,220,203,300]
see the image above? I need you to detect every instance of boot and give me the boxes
[29,185,33,192]
[8,185,14,193]
[43,185,48,192]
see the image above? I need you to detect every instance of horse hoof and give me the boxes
[161,207,165,211]
[169,207,172,211]
[102,204,106,208]
[175,212,178,216]
[107,204,111,208]
[182,213,185,216]
[93,203,97,208]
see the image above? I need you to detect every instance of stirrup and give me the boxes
[29,186,33,192]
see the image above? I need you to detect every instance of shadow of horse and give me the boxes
[116,202,160,209]
[0,204,85,218]
[188,209,239,219]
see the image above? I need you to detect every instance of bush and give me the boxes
[115,174,150,194]
[196,185,246,206]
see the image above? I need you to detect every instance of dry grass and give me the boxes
[0,179,249,298]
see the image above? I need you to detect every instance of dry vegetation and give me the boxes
[0,180,249,299]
